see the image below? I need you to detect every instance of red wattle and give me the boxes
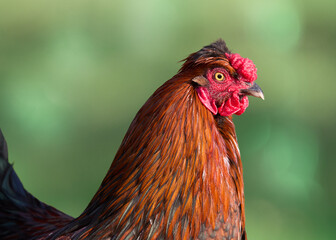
[218,93,240,116]
[235,96,249,115]
[218,93,249,116]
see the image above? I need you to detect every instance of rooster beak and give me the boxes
[241,82,264,100]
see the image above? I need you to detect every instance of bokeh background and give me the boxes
[0,0,335,239]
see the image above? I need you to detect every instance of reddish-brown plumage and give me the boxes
[0,39,263,240]
[49,43,248,239]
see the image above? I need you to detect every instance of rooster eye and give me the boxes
[214,72,225,81]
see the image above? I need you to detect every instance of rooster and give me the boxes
[0,39,263,240]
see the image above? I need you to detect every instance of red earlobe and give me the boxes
[196,87,218,115]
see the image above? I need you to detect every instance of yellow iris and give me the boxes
[215,72,225,81]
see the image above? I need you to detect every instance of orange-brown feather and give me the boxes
[50,53,246,240]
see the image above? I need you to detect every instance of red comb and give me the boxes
[225,53,257,82]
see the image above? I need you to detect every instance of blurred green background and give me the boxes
[0,0,335,239]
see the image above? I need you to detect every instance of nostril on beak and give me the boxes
[240,82,264,100]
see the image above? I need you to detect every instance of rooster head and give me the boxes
[182,39,264,116]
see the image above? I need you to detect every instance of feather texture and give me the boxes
[0,130,73,240]
[0,39,256,240]
[50,67,246,239]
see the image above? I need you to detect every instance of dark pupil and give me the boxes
[217,74,222,79]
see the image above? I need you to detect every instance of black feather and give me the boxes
[179,39,231,73]
[0,130,73,240]
[190,39,231,61]
[0,129,8,161]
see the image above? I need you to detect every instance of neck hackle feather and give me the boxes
[50,39,247,240]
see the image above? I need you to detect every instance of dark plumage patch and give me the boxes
[0,130,73,240]
[189,39,231,62]
[179,39,231,73]
[0,130,8,161]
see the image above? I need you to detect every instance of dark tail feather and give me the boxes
[0,130,73,240]
[0,130,36,209]
[0,129,8,161]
